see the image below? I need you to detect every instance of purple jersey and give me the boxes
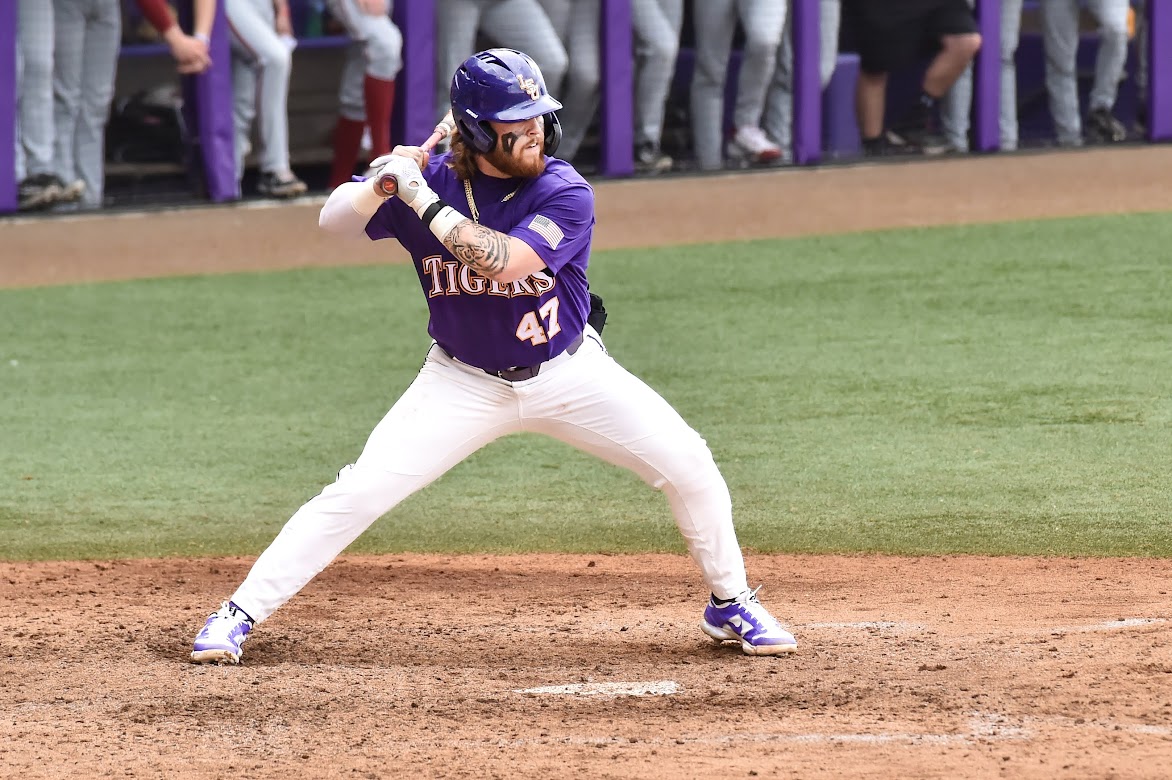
[365,153,595,373]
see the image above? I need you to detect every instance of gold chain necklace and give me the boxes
[463,178,521,224]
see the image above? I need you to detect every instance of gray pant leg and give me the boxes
[480,0,569,91]
[632,0,683,147]
[231,53,257,175]
[17,0,55,177]
[1041,0,1083,144]
[1087,0,1129,111]
[226,0,293,173]
[50,0,83,185]
[690,0,737,169]
[731,0,786,131]
[435,0,486,117]
[67,0,121,206]
[941,0,1023,151]
[764,0,839,152]
[328,0,403,81]
[338,41,367,123]
[539,0,600,160]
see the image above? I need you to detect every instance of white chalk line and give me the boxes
[515,680,679,697]
[1049,617,1167,634]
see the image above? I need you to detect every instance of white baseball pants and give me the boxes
[231,330,750,622]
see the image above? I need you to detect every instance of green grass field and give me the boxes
[3,212,1170,560]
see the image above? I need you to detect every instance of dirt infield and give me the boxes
[3,147,1172,778]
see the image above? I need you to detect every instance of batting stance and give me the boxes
[191,48,797,664]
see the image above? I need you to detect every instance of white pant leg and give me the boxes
[731,0,786,131]
[517,336,749,599]
[434,0,486,119]
[1000,0,1023,151]
[1086,0,1129,111]
[50,0,83,184]
[539,0,600,161]
[225,0,293,173]
[68,0,120,207]
[764,0,840,153]
[1041,0,1083,144]
[480,0,569,92]
[336,41,367,123]
[632,0,684,147]
[328,0,403,81]
[690,0,738,169]
[231,346,524,622]
[17,0,55,177]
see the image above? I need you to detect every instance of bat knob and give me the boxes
[376,174,397,197]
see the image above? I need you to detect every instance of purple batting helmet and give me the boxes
[450,48,563,155]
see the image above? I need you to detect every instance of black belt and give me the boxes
[488,332,585,382]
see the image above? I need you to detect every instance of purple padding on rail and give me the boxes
[791,0,821,164]
[181,0,239,201]
[600,0,633,176]
[1149,1,1171,142]
[972,0,1000,151]
[0,0,16,213]
[392,0,435,146]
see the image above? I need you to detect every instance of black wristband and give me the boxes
[421,199,450,228]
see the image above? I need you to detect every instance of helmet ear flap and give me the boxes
[456,116,497,153]
[543,113,561,156]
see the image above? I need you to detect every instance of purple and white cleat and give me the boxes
[191,601,254,664]
[701,586,797,656]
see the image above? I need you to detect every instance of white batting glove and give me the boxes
[373,155,440,216]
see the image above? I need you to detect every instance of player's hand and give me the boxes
[167,32,212,74]
[356,0,386,15]
[370,146,431,173]
[373,154,429,207]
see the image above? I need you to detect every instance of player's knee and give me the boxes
[645,36,679,67]
[1098,20,1128,45]
[365,34,403,80]
[259,45,292,75]
[944,32,982,61]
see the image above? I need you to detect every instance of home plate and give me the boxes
[516,681,681,697]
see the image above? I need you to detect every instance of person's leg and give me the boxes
[631,0,683,155]
[71,0,121,208]
[940,0,975,152]
[730,0,786,132]
[764,0,839,155]
[1040,0,1083,145]
[855,70,887,139]
[225,0,295,177]
[480,0,569,94]
[227,348,523,624]
[1084,0,1129,142]
[50,0,83,190]
[434,0,484,120]
[329,42,368,187]
[1000,0,1023,150]
[690,0,737,169]
[18,0,56,179]
[537,0,600,161]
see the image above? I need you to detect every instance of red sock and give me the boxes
[328,116,366,189]
[364,75,395,158]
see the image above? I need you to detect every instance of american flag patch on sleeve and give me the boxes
[527,215,565,249]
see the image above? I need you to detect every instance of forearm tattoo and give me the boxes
[443,220,511,277]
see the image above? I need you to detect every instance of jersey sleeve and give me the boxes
[508,181,595,275]
[364,198,410,241]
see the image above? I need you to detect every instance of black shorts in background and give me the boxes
[840,0,978,74]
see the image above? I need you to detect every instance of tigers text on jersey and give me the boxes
[365,153,595,373]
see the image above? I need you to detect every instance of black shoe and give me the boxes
[634,141,673,174]
[257,170,308,198]
[1086,107,1127,144]
[17,173,65,211]
[890,104,951,156]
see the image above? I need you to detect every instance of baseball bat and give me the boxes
[376,111,456,198]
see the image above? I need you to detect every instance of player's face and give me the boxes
[485,117,547,178]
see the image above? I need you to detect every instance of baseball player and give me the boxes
[690,0,788,169]
[324,0,403,188]
[191,48,797,664]
[1041,0,1130,146]
[224,0,308,197]
[434,0,568,127]
[51,0,121,210]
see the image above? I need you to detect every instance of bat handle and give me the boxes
[375,114,454,198]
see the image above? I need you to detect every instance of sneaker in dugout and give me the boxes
[634,140,673,174]
[17,173,65,211]
[191,601,254,664]
[257,170,308,198]
[701,586,798,656]
[1086,107,1127,144]
[727,126,783,165]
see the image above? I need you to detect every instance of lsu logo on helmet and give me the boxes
[517,74,541,100]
